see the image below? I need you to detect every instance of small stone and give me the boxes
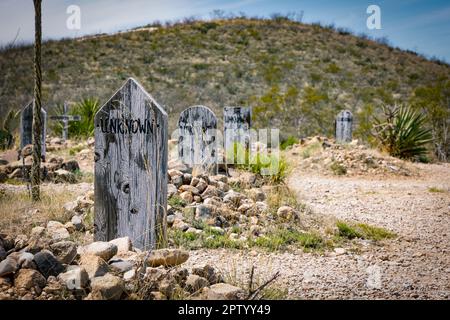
[334,248,346,256]
[63,201,78,214]
[58,266,89,290]
[31,226,46,237]
[180,191,193,203]
[79,255,109,280]
[172,175,183,188]
[248,188,266,201]
[167,184,178,198]
[202,283,244,300]
[201,185,223,199]
[46,221,70,241]
[109,237,132,254]
[182,173,192,185]
[50,241,77,264]
[0,257,18,277]
[173,219,190,232]
[277,206,297,220]
[195,204,215,221]
[123,269,136,282]
[80,242,118,261]
[146,249,189,267]
[90,274,124,300]
[238,203,254,213]
[14,234,28,250]
[158,277,177,298]
[185,274,209,293]
[54,169,76,183]
[34,250,65,278]
[195,179,208,193]
[109,260,133,273]
[14,269,46,290]
[71,215,83,231]
[18,252,35,269]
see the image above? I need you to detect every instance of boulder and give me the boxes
[80,241,118,261]
[167,184,178,198]
[71,215,83,231]
[179,185,199,195]
[54,169,76,183]
[201,185,223,199]
[146,249,189,267]
[179,191,193,203]
[109,259,134,273]
[33,250,65,278]
[58,266,89,290]
[192,265,223,284]
[50,241,77,264]
[195,204,215,221]
[14,269,46,290]
[90,273,124,300]
[46,221,70,242]
[17,252,35,269]
[30,226,46,237]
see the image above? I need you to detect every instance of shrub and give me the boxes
[69,98,101,138]
[280,136,298,150]
[330,162,347,175]
[372,105,433,159]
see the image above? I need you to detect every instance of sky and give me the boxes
[0,0,449,62]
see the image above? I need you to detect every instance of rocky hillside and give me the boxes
[1,18,449,138]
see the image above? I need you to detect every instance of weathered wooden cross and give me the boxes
[49,102,81,141]
[94,78,168,250]
[20,100,47,160]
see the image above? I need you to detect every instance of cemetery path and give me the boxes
[186,163,450,299]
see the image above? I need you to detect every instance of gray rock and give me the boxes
[167,184,178,198]
[0,257,18,277]
[109,237,132,254]
[18,252,35,269]
[34,250,65,278]
[80,241,118,261]
[71,215,83,231]
[50,241,77,264]
[109,259,133,273]
[202,283,244,300]
[58,266,89,290]
[195,204,215,221]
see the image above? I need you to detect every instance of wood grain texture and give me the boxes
[20,100,46,158]
[224,106,251,163]
[335,110,353,143]
[177,105,217,174]
[94,78,168,250]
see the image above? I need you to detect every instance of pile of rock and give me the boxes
[0,145,81,184]
[166,168,298,243]
[0,233,243,300]
[289,136,416,176]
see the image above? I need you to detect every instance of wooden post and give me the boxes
[20,101,47,159]
[49,103,81,142]
[177,106,218,174]
[224,106,251,164]
[335,110,353,143]
[94,78,168,250]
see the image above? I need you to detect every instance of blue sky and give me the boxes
[0,0,449,61]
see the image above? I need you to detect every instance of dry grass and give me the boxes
[0,186,76,236]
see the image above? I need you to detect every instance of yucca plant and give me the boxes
[372,105,433,159]
[69,98,100,138]
[0,109,20,150]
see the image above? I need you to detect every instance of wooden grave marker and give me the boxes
[94,78,168,250]
[177,106,218,174]
[49,102,81,141]
[20,100,47,160]
[335,110,353,143]
[224,106,251,164]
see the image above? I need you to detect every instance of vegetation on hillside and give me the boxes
[0,16,448,158]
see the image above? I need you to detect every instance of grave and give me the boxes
[177,105,218,174]
[20,100,47,160]
[49,102,81,141]
[224,106,251,164]
[94,78,168,250]
[335,110,353,143]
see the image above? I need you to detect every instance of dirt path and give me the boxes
[186,163,450,299]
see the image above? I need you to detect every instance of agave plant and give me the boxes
[372,105,433,159]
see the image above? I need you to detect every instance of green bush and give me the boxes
[372,105,433,159]
[280,136,299,150]
[69,98,101,138]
